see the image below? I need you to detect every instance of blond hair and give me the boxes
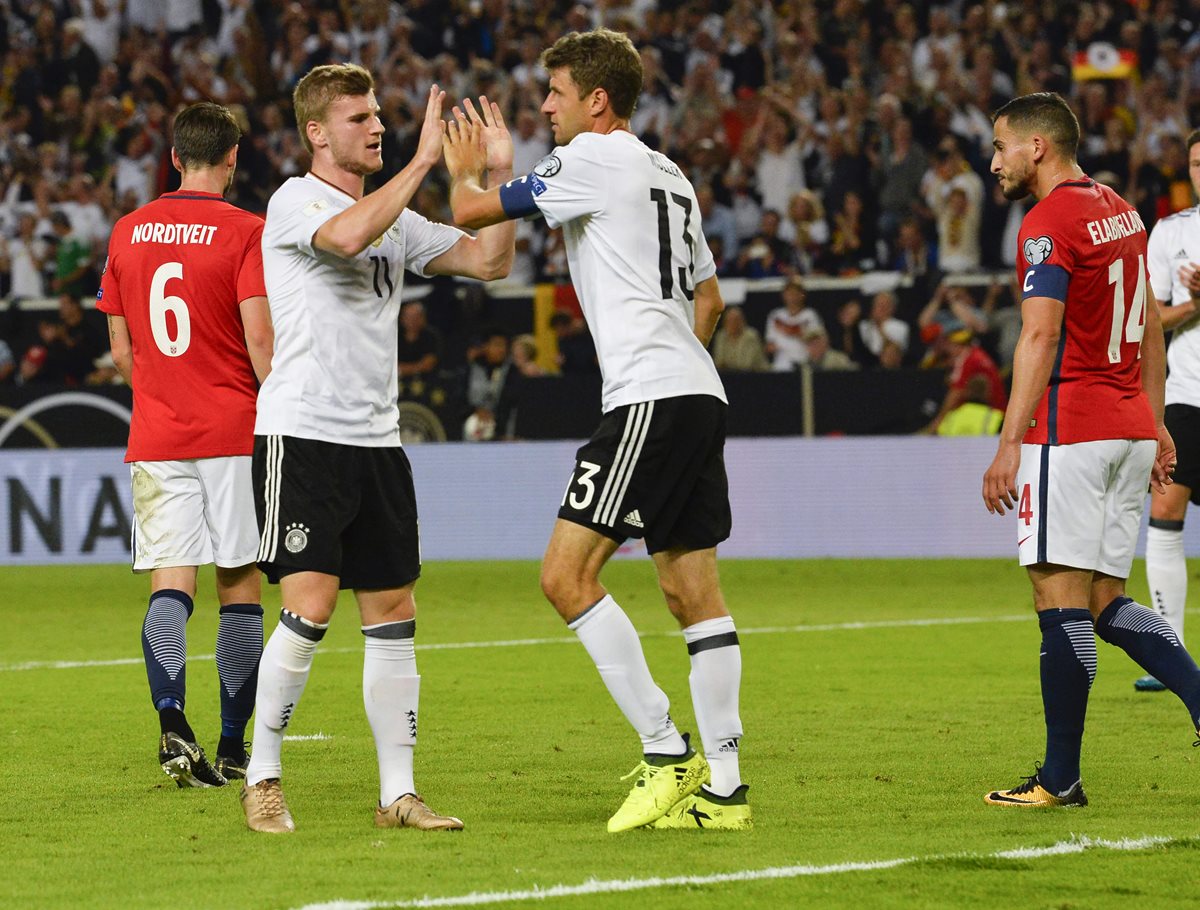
[293,63,374,154]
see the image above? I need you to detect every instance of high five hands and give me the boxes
[443,96,513,180]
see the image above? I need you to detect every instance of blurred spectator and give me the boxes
[923,328,1007,434]
[511,334,546,377]
[890,218,934,280]
[550,310,597,374]
[917,281,989,341]
[873,117,928,241]
[2,212,49,300]
[21,294,104,385]
[935,186,983,273]
[765,276,823,371]
[397,301,442,394]
[858,290,910,364]
[50,211,94,297]
[747,108,807,216]
[804,326,858,371]
[511,108,551,177]
[825,189,875,274]
[464,331,519,441]
[711,306,769,372]
[780,190,829,273]
[736,209,791,278]
[696,184,738,264]
[58,175,110,253]
[0,337,14,384]
[935,374,1004,436]
[981,278,1021,369]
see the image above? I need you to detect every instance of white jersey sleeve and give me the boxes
[530,145,606,229]
[268,181,342,259]
[396,208,465,277]
[693,223,717,284]
[1146,213,1175,305]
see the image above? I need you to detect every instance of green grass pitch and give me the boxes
[3,559,1200,909]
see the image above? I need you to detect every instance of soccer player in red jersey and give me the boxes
[981,92,1200,807]
[98,102,273,789]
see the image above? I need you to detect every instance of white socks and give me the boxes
[1147,524,1187,643]
[683,616,743,796]
[362,621,419,806]
[569,595,685,754]
[246,613,326,787]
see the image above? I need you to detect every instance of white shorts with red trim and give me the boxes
[1015,439,1155,578]
[130,456,259,571]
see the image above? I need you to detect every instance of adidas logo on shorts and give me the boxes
[623,509,644,529]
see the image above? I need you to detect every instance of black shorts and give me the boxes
[253,435,421,589]
[1165,404,1200,503]
[558,394,732,554]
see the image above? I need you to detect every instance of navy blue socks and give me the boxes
[216,603,264,753]
[142,589,193,727]
[1096,596,1200,726]
[1037,608,1096,794]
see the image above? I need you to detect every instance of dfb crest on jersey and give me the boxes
[1023,235,1053,265]
[284,522,310,554]
[533,154,562,178]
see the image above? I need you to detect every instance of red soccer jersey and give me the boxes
[97,191,266,461]
[1016,178,1157,445]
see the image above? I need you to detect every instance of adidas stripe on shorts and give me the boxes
[1015,438,1156,577]
[253,435,421,590]
[557,394,731,554]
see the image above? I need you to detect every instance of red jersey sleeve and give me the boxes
[235,220,266,302]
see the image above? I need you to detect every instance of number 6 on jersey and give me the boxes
[149,261,191,357]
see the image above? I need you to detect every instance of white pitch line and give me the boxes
[0,613,1034,672]
[291,834,1181,910]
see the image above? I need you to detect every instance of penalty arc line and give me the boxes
[0,614,1032,672]
[290,835,1185,910]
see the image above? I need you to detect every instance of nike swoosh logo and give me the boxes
[1019,535,1032,547]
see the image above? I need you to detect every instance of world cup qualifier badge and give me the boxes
[1023,235,1053,265]
[284,523,310,554]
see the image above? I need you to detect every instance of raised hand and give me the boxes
[460,95,513,173]
[415,84,448,169]
[442,103,486,182]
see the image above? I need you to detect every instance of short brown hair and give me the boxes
[172,102,241,169]
[541,28,643,120]
[293,63,374,154]
[1187,128,1200,154]
[992,92,1080,159]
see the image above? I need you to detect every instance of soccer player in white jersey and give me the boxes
[1142,129,1200,691]
[444,29,750,831]
[241,63,515,833]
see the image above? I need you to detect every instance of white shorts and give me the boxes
[130,456,259,572]
[1016,439,1156,578]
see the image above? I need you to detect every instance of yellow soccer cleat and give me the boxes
[652,784,753,830]
[607,735,709,833]
[984,767,1088,808]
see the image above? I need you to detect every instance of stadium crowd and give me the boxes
[2,0,1200,400]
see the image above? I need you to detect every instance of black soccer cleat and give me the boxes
[214,743,251,781]
[159,732,227,788]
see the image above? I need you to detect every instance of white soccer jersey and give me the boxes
[1148,205,1200,406]
[530,131,727,412]
[256,174,463,445]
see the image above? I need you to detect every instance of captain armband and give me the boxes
[498,174,548,219]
